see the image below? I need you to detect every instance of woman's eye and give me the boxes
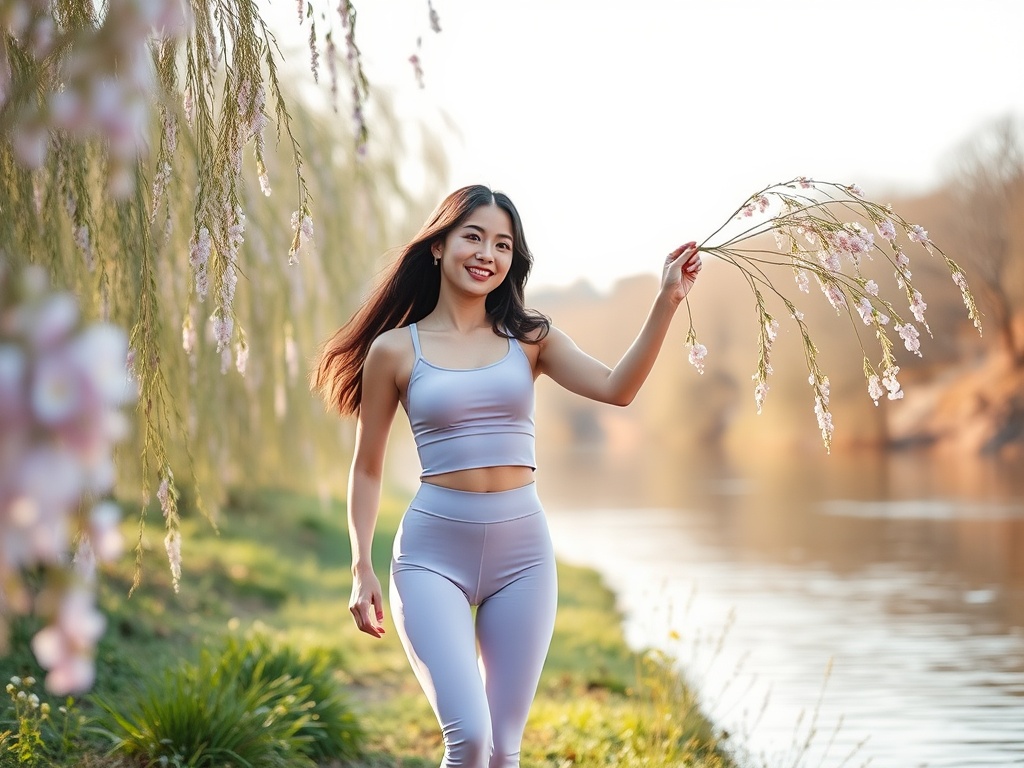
[465,233,479,241]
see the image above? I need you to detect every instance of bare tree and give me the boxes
[943,116,1024,366]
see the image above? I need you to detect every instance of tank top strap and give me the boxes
[408,323,423,359]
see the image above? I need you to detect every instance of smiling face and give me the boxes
[431,204,514,298]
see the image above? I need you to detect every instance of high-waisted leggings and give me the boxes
[390,482,558,768]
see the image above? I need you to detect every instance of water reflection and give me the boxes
[538,446,1024,768]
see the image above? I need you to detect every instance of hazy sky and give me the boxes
[290,0,1024,290]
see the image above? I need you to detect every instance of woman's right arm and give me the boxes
[347,335,401,638]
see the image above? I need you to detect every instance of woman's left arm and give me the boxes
[537,242,701,406]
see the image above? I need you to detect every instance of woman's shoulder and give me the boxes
[366,326,414,366]
[525,322,568,346]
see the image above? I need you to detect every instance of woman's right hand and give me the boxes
[349,567,386,638]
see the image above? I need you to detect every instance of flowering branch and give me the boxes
[0,265,134,694]
[686,177,982,452]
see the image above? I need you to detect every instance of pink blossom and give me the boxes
[212,312,233,351]
[817,278,847,313]
[797,226,819,246]
[864,279,879,296]
[220,261,238,310]
[894,248,912,288]
[896,322,921,356]
[30,587,105,695]
[831,224,873,265]
[814,395,833,446]
[88,501,123,562]
[794,269,810,293]
[2,266,132,695]
[754,380,769,414]
[29,294,79,349]
[819,250,841,272]
[909,290,927,324]
[157,474,171,516]
[235,338,249,375]
[71,324,134,406]
[165,530,182,592]
[30,352,88,425]
[867,375,884,405]
[847,183,864,197]
[687,342,707,375]
[908,224,929,243]
[181,312,196,355]
[189,227,211,300]
[882,366,903,400]
[15,448,83,520]
[855,297,874,326]
[288,210,314,265]
[409,53,425,89]
[875,218,897,242]
[183,86,194,127]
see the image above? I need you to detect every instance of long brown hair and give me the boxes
[310,185,550,415]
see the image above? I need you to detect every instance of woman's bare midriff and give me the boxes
[422,465,535,493]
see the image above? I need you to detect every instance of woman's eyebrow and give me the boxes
[463,223,512,241]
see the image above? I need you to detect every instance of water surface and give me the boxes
[539,448,1024,768]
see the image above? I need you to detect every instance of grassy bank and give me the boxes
[1,487,733,767]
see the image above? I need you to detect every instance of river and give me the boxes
[539,446,1024,768]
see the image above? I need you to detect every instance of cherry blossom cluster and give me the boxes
[1,0,190,195]
[0,264,135,694]
[687,177,982,451]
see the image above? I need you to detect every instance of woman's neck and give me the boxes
[426,293,491,334]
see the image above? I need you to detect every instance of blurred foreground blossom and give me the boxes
[688,177,982,451]
[0,264,135,694]
[0,0,191,195]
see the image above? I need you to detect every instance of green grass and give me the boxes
[0,486,734,767]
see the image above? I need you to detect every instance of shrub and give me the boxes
[95,650,316,767]
[95,632,365,766]
[216,633,365,763]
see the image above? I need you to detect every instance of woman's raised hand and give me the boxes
[349,568,386,638]
[661,241,702,305]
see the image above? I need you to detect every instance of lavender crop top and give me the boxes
[405,323,536,478]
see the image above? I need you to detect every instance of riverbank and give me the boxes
[0,486,734,767]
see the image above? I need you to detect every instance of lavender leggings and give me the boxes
[390,482,558,768]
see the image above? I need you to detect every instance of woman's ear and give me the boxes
[431,242,442,261]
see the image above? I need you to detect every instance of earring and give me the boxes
[433,253,440,266]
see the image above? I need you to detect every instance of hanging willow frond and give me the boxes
[1,0,449,591]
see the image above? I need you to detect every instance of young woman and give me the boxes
[311,185,701,768]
